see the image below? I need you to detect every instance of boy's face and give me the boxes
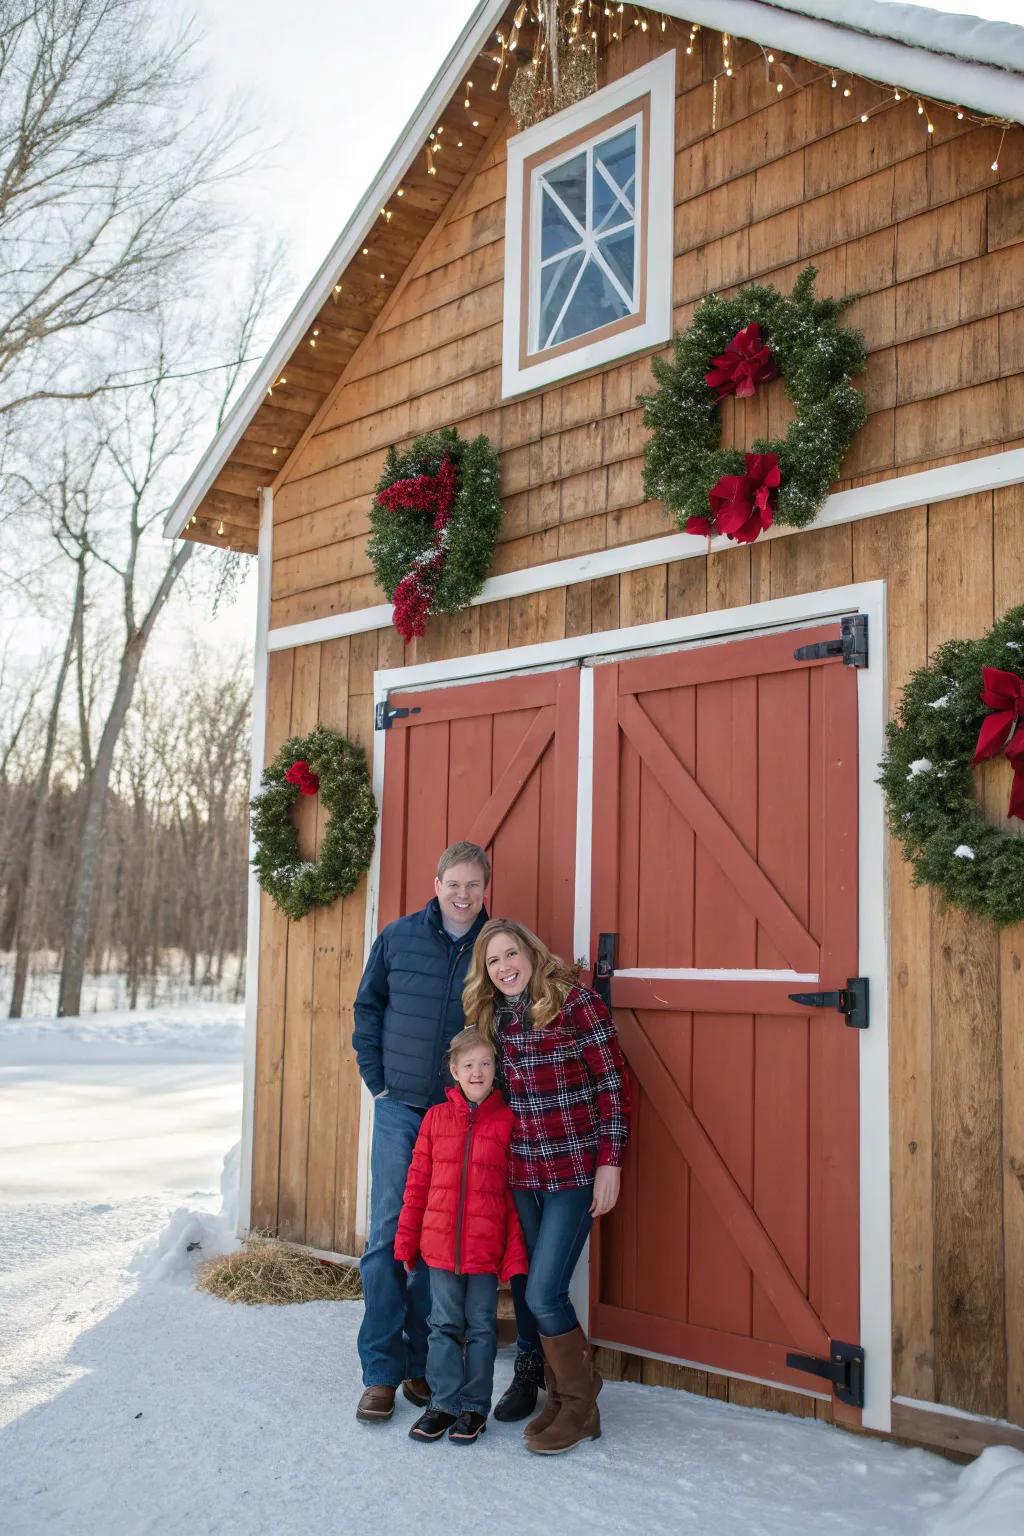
[434,860,486,927]
[450,1045,496,1103]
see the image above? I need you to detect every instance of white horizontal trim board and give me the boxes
[892,1396,1024,1432]
[616,967,819,982]
[266,448,1024,654]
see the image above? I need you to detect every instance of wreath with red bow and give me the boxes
[368,427,503,642]
[879,605,1024,927]
[641,267,867,544]
[250,725,377,921]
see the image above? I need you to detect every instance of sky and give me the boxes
[127,0,1024,662]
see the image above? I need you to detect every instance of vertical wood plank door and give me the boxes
[378,667,580,963]
[590,625,861,1419]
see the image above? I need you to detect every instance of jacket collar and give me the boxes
[424,896,489,947]
[444,1083,504,1119]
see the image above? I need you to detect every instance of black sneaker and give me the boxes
[493,1349,545,1422]
[409,1408,458,1441]
[448,1410,488,1443]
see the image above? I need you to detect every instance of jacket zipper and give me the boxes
[453,1102,476,1275]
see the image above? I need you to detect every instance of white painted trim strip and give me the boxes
[162,0,503,540]
[856,580,892,1434]
[573,667,595,969]
[238,487,274,1234]
[656,0,1024,124]
[266,450,1024,653]
[615,967,819,982]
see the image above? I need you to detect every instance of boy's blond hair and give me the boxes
[446,1025,495,1068]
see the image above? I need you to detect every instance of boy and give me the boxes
[394,1027,527,1443]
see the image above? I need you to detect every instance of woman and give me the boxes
[462,918,630,1455]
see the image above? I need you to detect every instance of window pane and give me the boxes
[543,150,588,224]
[551,255,629,346]
[540,188,582,259]
[539,249,585,345]
[595,128,636,210]
[597,226,635,297]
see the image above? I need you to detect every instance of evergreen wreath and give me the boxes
[878,604,1024,928]
[641,266,868,544]
[250,725,377,921]
[367,426,503,642]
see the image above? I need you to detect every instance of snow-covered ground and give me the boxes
[1,1006,1021,1536]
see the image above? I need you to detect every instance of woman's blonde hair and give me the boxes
[463,918,577,1042]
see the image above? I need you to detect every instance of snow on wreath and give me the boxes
[250,725,377,921]
[367,426,503,643]
[878,603,1024,928]
[640,266,867,545]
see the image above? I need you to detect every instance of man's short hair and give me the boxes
[437,840,490,885]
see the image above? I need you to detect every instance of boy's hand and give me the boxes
[403,1260,417,1274]
[590,1165,621,1217]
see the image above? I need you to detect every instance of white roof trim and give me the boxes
[163,0,508,540]
[165,0,1024,541]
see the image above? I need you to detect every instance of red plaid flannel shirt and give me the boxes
[495,983,630,1190]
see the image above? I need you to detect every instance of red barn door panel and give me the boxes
[378,668,579,960]
[590,626,860,1417]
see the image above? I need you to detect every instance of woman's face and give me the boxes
[485,932,534,997]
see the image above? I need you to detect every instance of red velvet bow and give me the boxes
[973,666,1024,820]
[704,322,779,400]
[687,452,780,545]
[284,759,320,796]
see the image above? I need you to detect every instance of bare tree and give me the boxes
[54,267,274,1017]
[0,0,254,425]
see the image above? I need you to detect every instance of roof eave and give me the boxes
[163,0,507,541]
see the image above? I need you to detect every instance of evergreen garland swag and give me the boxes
[641,266,868,543]
[878,605,1024,929]
[250,725,377,921]
[367,427,503,642]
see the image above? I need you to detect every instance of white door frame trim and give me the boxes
[238,486,274,1233]
[362,578,892,1432]
[266,447,1024,653]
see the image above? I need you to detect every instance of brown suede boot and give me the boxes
[523,1354,560,1441]
[526,1328,602,1455]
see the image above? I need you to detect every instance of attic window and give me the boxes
[502,51,675,398]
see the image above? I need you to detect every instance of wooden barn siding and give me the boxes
[266,25,1024,628]
[251,488,1024,1428]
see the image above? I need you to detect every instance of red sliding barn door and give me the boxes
[378,668,580,961]
[589,625,861,1419]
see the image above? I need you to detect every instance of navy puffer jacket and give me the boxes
[352,898,488,1108]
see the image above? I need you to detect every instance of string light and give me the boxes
[272,447,278,456]
[992,126,1007,171]
[831,76,838,88]
[217,521,225,536]
[396,188,404,197]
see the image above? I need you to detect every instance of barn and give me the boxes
[166,0,1024,1456]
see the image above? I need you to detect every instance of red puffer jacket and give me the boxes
[394,1087,528,1281]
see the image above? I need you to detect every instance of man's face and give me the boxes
[434,860,486,926]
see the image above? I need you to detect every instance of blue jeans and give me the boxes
[510,1185,594,1347]
[357,1096,431,1387]
[426,1267,499,1416]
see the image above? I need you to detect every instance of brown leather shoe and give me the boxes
[402,1377,431,1407]
[356,1384,397,1422]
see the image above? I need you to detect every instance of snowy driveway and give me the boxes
[0,1007,1011,1535]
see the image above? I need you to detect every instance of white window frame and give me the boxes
[502,50,676,398]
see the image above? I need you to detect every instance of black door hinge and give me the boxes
[793,614,868,668]
[786,1340,865,1409]
[788,977,868,1029]
[594,932,618,1010]
[374,702,421,731]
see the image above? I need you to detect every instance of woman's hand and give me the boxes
[590,1165,621,1217]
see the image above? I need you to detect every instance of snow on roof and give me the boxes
[769,0,1024,77]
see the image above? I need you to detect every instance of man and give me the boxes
[351,839,490,1423]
